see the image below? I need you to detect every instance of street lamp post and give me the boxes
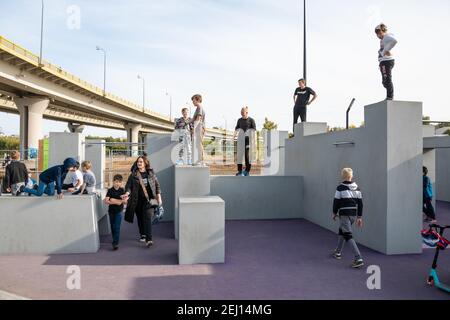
[137,75,145,112]
[39,0,44,66]
[302,0,307,82]
[96,46,107,96]
[166,92,172,121]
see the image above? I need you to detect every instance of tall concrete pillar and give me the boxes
[68,122,86,133]
[124,123,142,156]
[85,139,105,189]
[48,132,85,167]
[15,97,49,159]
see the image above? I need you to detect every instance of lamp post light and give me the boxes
[96,46,107,96]
[302,0,307,82]
[137,75,145,112]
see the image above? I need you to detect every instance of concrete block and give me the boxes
[423,125,435,138]
[85,140,105,189]
[178,196,225,265]
[210,176,302,220]
[95,189,111,236]
[0,195,100,255]
[49,132,85,167]
[146,134,178,222]
[174,166,210,239]
[294,122,328,138]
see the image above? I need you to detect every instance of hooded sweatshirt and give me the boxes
[378,33,397,62]
[39,158,78,194]
[333,181,363,217]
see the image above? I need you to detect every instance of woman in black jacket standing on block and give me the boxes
[123,155,162,247]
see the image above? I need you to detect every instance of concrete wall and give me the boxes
[0,195,100,255]
[436,148,450,202]
[146,134,178,221]
[85,139,105,189]
[210,176,302,220]
[424,136,450,202]
[285,101,423,255]
[49,132,85,167]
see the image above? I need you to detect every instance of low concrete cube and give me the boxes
[178,196,225,265]
[0,194,100,255]
[174,166,210,239]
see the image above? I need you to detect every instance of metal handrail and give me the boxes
[346,98,356,130]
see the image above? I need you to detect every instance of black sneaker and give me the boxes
[332,252,342,260]
[112,244,119,251]
[146,240,153,247]
[235,172,243,176]
[352,259,364,268]
[139,235,146,242]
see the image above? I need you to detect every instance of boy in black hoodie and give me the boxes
[332,168,364,268]
[22,158,78,199]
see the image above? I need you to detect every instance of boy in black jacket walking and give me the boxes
[332,168,364,268]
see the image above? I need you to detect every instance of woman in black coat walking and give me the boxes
[122,155,162,247]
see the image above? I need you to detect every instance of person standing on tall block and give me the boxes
[191,94,206,166]
[292,79,317,134]
[234,106,257,176]
[375,23,398,100]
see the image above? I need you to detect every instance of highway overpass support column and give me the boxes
[68,123,86,133]
[15,97,50,159]
[125,123,142,157]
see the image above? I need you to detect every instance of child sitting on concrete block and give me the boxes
[332,168,365,268]
[73,161,97,195]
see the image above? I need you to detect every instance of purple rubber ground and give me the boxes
[0,202,449,300]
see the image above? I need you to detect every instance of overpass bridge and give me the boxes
[0,35,229,156]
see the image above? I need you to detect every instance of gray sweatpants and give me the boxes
[336,216,362,260]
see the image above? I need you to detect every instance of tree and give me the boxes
[263,117,278,131]
[0,136,20,150]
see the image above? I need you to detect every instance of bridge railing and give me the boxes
[0,35,171,123]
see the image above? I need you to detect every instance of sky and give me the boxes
[0,0,449,138]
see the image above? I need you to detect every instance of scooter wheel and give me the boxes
[427,278,434,286]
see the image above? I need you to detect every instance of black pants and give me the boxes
[380,60,395,99]
[135,199,153,241]
[293,106,307,133]
[423,198,436,220]
[237,137,251,173]
[62,183,75,190]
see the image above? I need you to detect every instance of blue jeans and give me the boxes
[109,212,122,246]
[23,181,55,196]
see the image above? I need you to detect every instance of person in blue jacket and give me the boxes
[22,158,78,199]
[423,166,437,223]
